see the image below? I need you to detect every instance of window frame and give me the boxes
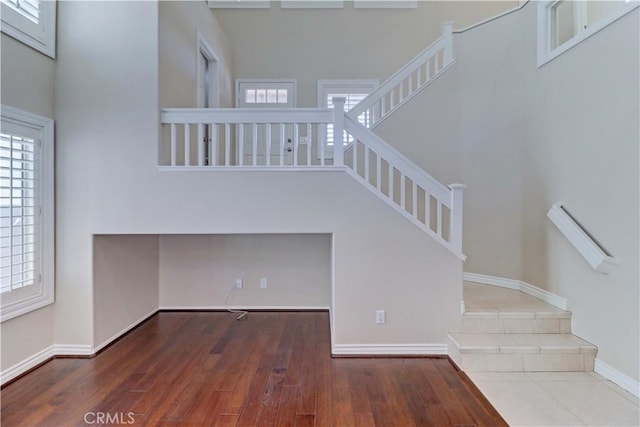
[317,79,379,158]
[0,105,54,322]
[1,0,56,58]
[537,0,638,68]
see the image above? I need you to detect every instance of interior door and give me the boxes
[236,80,296,165]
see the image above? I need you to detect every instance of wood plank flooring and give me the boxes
[1,312,506,426]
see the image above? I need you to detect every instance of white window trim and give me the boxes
[197,32,220,108]
[0,105,54,322]
[208,0,270,9]
[537,0,639,68]
[1,0,56,58]
[236,79,297,107]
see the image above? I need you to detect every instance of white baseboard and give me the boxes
[464,272,568,310]
[93,309,158,353]
[159,306,330,311]
[1,345,56,385]
[595,358,640,399]
[332,343,447,356]
[54,344,94,356]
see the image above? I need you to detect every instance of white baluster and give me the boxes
[238,124,244,166]
[332,97,346,167]
[280,123,285,166]
[449,183,465,254]
[184,124,190,166]
[266,123,272,167]
[197,124,204,166]
[320,123,325,166]
[306,123,311,166]
[224,123,230,166]
[211,124,218,166]
[252,123,258,166]
[293,123,299,166]
[170,123,176,167]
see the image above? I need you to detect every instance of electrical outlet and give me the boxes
[235,278,243,289]
[260,278,268,289]
[376,310,385,324]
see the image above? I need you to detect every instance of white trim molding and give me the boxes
[595,358,640,399]
[54,344,94,356]
[464,273,568,311]
[332,343,447,356]
[547,203,616,274]
[0,345,55,385]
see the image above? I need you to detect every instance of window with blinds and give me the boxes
[1,0,55,58]
[0,105,53,323]
[326,93,371,146]
[0,132,38,294]
[1,0,39,23]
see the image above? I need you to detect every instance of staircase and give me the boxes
[448,282,597,372]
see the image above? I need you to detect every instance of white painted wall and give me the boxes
[0,32,56,373]
[214,0,517,107]
[54,1,160,348]
[374,3,639,382]
[159,234,331,309]
[93,235,159,349]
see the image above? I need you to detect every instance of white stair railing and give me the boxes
[349,22,455,129]
[159,105,464,259]
[342,113,465,259]
[160,108,342,168]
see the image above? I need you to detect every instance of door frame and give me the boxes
[197,32,220,108]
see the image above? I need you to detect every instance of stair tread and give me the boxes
[448,333,597,354]
[463,310,571,319]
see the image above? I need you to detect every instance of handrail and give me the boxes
[343,114,465,258]
[348,22,454,127]
[343,115,451,203]
[161,107,334,124]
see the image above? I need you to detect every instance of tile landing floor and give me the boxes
[463,283,640,426]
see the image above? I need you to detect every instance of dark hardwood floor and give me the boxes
[1,312,506,426]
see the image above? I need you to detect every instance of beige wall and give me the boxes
[159,1,234,109]
[214,1,517,107]
[374,3,638,382]
[93,235,159,349]
[0,34,55,117]
[0,26,56,373]
[522,7,639,382]
[375,7,526,279]
[159,234,331,308]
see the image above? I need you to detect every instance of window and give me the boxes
[317,80,378,157]
[537,0,638,67]
[236,80,296,108]
[1,105,54,322]
[1,0,56,58]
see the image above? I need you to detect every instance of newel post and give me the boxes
[332,97,346,167]
[449,183,465,255]
[441,21,454,65]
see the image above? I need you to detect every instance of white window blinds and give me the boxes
[0,131,39,294]
[1,0,39,23]
[326,93,370,145]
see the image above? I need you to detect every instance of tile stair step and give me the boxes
[447,333,597,372]
[462,310,572,334]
